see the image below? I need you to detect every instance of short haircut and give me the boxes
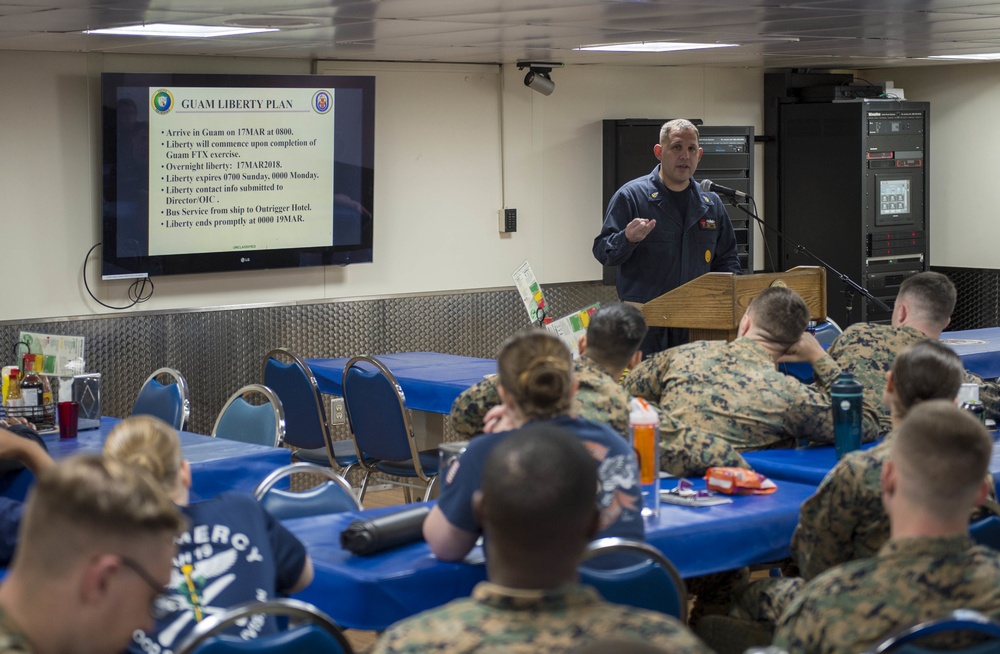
[897,271,956,327]
[891,400,992,516]
[747,286,810,347]
[104,415,183,492]
[660,119,700,144]
[585,303,648,370]
[15,455,183,575]
[891,339,965,415]
[497,329,574,421]
[481,425,598,547]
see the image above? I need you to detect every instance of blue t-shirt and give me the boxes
[437,415,644,543]
[128,492,307,654]
[0,499,22,567]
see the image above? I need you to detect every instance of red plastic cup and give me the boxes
[57,401,79,439]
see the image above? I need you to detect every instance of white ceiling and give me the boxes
[4,0,1000,69]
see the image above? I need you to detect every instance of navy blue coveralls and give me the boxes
[593,165,741,354]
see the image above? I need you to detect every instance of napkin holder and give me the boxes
[72,373,101,431]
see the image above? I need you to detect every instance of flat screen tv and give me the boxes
[101,72,374,279]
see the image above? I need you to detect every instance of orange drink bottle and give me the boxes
[629,397,660,517]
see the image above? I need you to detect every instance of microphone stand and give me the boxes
[722,195,891,314]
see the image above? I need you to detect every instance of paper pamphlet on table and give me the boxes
[659,491,733,507]
[660,477,734,507]
[545,304,601,355]
[18,332,85,377]
[512,261,549,325]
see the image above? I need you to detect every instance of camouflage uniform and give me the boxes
[827,322,1000,428]
[737,430,998,625]
[0,607,32,653]
[773,535,1000,654]
[625,337,880,452]
[450,355,748,478]
[793,435,894,581]
[658,419,749,478]
[731,575,803,625]
[972,372,1000,422]
[794,431,998,579]
[826,323,924,433]
[449,373,502,439]
[450,356,630,439]
[373,582,713,654]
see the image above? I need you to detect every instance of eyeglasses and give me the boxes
[120,555,175,620]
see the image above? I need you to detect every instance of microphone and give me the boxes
[700,179,749,200]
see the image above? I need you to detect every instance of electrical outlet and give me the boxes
[499,207,517,233]
[329,396,347,425]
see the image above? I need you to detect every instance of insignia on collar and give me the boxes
[702,194,712,202]
[651,191,659,199]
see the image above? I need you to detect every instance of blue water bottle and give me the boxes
[831,372,863,459]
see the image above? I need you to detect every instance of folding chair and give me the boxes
[262,348,361,477]
[212,384,285,447]
[174,598,353,654]
[254,462,362,520]
[863,609,1000,654]
[132,367,190,431]
[341,355,439,504]
[580,537,688,622]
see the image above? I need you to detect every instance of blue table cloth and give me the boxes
[287,504,484,631]
[782,326,1000,383]
[0,417,291,502]
[307,352,497,414]
[942,327,1000,380]
[648,478,816,579]
[284,478,817,631]
[744,434,1000,492]
[742,441,880,486]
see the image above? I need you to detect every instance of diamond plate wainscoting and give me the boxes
[934,267,1000,332]
[0,282,618,447]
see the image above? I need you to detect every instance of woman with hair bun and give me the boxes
[424,329,643,562]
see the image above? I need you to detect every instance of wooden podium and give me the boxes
[641,266,827,342]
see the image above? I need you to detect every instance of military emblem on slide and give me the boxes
[151,89,174,114]
[313,90,332,114]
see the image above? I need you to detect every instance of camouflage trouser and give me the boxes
[686,567,750,625]
[730,575,804,625]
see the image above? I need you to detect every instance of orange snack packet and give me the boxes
[704,467,778,495]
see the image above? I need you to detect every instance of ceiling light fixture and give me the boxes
[574,41,739,53]
[224,17,318,29]
[925,53,1000,61]
[84,23,278,38]
[517,61,562,96]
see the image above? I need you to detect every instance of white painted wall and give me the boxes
[503,64,765,283]
[0,50,765,321]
